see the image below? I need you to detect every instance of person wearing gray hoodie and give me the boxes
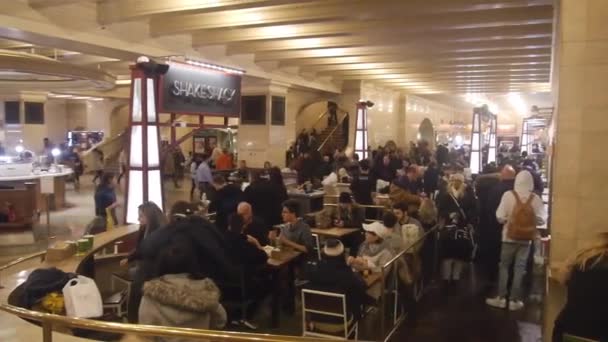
[138,239,226,342]
[486,170,547,312]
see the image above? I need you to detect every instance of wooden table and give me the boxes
[266,248,302,328]
[312,227,360,239]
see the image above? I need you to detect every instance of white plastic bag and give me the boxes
[62,275,103,318]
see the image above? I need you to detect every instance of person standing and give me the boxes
[350,159,375,206]
[196,155,214,201]
[209,174,242,232]
[189,156,201,200]
[423,161,440,199]
[91,148,104,184]
[267,167,289,226]
[172,147,186,189]
[117,149,127,185]
[478,165,516,286]
[215,148,233,170]
[94,172,118,226]
[486,170,546,311]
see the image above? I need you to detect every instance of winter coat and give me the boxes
[350,172,375,205]
[139,274,226,342]
[436,184,478,226]
[209,184,242,232]
[305,256,371,322]
[388,183,421,214]
[357,241,393,273]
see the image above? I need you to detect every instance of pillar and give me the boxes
[469,107,482,175]
[124,65,163,223]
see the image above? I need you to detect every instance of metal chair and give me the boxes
[302,289,359,340]
[312,233,322,261]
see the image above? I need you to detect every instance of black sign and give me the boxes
[159,62,242,116]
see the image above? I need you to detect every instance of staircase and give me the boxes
[317,124,345,155]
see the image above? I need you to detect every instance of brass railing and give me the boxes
[317,112,349,152]
[0,252,345,342]
[309,109,328,133]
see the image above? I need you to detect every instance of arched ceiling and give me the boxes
[0,0,554,95]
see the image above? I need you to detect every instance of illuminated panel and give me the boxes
[148,170,163,211]
[129,126,143,167]
[146,78,157,122]
[126,170,143,223]
[469,110,481,174]
[132,78,142,122]
[147,126,159,167]
[488,117,497,164]
[470,151,481,175]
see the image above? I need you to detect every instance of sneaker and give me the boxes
[486,296,507,309]
[508,300,524,311]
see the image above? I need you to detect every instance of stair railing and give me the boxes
[317,111,349,152]
[309,110,328,133]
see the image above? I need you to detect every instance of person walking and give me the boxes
[486,170,546,311]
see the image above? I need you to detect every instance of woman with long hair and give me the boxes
[553,232,608,341]
[267,167,288,226]
[121,201,167,267]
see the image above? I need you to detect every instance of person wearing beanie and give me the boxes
[319,192,364,229]
[305,239,372,327]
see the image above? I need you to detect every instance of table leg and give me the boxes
[270,269,281,328]
[284,263,296,314]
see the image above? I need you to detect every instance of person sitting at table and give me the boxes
[269,200,314,255]
[305,239,373,329]
[139,238,227,339]
[348,222,393,299]
[223,214,270,328]
[120,201,167,268]
[209,174,242,231]
[350,159,375,206]
[237,202,269,246]
[318,192,364,229]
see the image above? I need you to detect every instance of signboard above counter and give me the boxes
[159,62,242,117]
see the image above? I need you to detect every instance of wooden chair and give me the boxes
[302,289,359,340]
[312,233,322,261]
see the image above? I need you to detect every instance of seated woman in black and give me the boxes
[553,232,608,342]
[223,214,269,329]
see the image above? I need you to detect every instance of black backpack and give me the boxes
[19,267,76,309]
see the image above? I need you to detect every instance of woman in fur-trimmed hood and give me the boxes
[138,238,226,342]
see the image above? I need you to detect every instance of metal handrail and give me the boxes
[379,224,440,341]
[0,304,333,342]
[309,110,328,131]
[317,112,348,152]
[0,251,46,289]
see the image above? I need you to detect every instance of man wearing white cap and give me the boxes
[348,221,393,273]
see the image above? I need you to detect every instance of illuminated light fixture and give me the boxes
[185,59,245,74]
[354,101,373,159]
[521,119,530,153]
[507,92,527,114]
[488,115,497,164]
[125,56,168,224]
[15,145,24,153]
[115,79,132,85]
[469,107,483,175]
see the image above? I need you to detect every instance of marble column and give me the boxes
[550,0,608,263]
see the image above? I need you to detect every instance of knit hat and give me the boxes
[323,239,344,257]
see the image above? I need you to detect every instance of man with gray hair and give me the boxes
[237,202,269,246]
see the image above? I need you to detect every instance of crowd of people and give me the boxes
[85,136,608,342]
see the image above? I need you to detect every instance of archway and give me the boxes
[418,118,435,148]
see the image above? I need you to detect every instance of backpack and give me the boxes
[506,191,537,241]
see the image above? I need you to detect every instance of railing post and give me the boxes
[379,267,386,341]
[42,319,53,342]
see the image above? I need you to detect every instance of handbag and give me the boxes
[62,275,103,318]
[445,194,477,259]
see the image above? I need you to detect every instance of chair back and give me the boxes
[302,289,357,340]
[312,233,322,260]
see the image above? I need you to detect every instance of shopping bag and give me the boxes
[62,275,103,318]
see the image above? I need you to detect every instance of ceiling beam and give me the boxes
[301,60,552,72]
[351,74,550,81]
[225,24,553,54]
[152,0,552,35]
[253,38,551,61]
[279,53,550,67]
[97,0,313,25]
[190,6,553,44]
[327,68,551,77]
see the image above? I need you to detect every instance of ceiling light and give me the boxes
[508,92,528,114]
[184,59,245,74]
[115,79,131,85]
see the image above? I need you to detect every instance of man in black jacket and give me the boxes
[237,202,269,246]
[210,174,242,231]
[350,159,375,206]
[479,165,516,286]
[305,239,373,324]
